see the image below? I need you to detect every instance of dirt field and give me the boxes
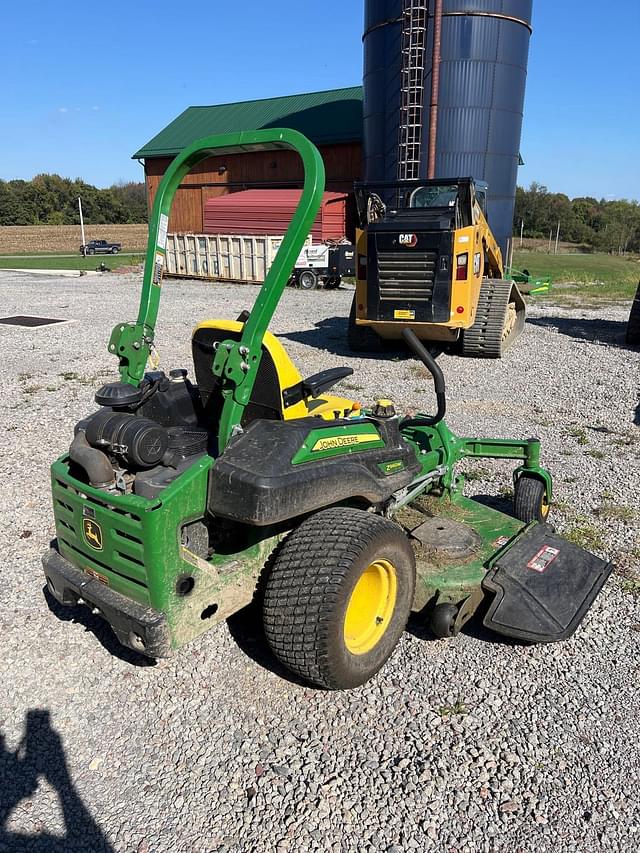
[518,237,591,254]
[0,224,148,254]
[0,229,596,258]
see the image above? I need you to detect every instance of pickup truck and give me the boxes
[79,239,122,255]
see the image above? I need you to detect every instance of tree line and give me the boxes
[514,183,640,254]
[0,174,148,226]
[2,173,638,253]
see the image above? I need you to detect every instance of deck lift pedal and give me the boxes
[42,130,612,689]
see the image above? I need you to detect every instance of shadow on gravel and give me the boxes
[280,316,406,360]
[468,492,514,515]
[527,315,635,350]
[227,603,317,690]
[42,587,155,668]
[0,709,114,852]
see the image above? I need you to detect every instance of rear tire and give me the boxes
[298,270,318,290]
[262,507,415,689]
[111,246,119,254]
[626,281,640,345]
[514,475,550,523]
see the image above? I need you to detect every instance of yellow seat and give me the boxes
[192,319,358,424]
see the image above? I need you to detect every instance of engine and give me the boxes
[69,369,209,499]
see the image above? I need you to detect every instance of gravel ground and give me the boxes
[1,271,639,853]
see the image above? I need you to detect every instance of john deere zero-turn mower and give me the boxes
[42,130,612,689]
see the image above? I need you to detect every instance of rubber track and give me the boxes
[262,507,404,689]
[462,279,524,358]
[626,281,640,345]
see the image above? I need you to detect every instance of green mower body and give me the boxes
[42,130,611,689]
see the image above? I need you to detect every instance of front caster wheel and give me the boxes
[430,603,459,639]
[262,507,416,690]
[514,475,550,523]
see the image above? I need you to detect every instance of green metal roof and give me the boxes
[132,86,364,159]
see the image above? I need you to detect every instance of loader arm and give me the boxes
[475,204,504,278]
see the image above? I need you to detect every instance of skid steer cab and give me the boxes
[43,130,612,690]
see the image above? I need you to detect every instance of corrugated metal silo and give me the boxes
[363,0,533,256]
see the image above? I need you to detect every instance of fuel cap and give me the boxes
[373,399,396,418]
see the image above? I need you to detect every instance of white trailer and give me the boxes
[165,233,312,283]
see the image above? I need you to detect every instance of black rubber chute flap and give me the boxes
[482,523,613,643]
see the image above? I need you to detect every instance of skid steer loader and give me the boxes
[349,178,526,357]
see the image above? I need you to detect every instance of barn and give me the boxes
[132,87,364,236]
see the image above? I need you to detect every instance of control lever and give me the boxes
[401,328,446,425]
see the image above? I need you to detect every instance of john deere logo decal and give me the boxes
[311,434,378,452]
[399,233,418,248]
[83,518,103,551]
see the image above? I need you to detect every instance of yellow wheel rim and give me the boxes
[541,496,550,520]
[344,559,397,655]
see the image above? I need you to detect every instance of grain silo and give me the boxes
[363,0,533,255]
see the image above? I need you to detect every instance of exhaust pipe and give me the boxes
[69,431,115,490]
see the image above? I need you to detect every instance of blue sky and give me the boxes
[1,1,638,200]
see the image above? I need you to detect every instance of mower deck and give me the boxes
[398,492,524,613]
[398,491,612,642]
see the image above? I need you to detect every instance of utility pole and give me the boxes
[554,220,560,255]
[548,229,552,254]
[78,197,86,256]
[520,219,524,247]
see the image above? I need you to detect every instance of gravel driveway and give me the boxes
[1,271,639,853]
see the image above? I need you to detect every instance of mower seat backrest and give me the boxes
[191,320,356,428]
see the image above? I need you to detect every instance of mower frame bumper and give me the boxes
[42,546,172,658]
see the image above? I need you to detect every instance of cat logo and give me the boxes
[83,518,103,551]
[398,233,418,248]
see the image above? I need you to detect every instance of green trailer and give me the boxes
[42,130,611,689]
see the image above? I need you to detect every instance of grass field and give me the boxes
[512,250,639,303]
[0,253,145,271]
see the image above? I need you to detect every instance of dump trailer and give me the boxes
[349,178,525,357]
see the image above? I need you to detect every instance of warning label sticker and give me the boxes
[527,545,560,573]
[157,213,169,251]
[152,252,164,286]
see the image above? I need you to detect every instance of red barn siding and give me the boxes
[203,190,347,241]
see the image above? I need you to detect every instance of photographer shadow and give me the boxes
[0,709,114,852]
